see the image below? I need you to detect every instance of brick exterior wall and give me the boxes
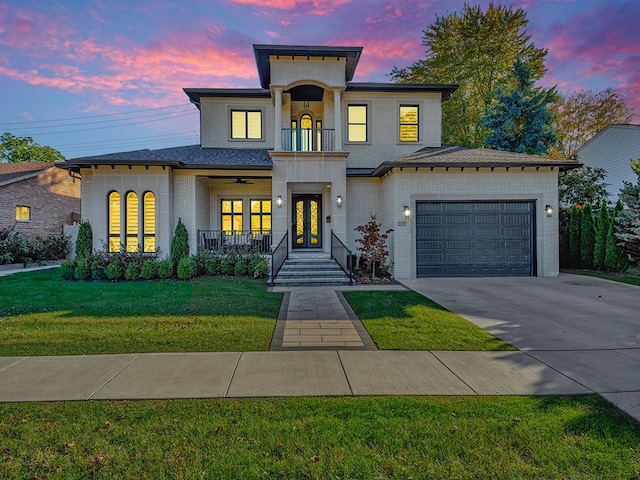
[0,167,80,237]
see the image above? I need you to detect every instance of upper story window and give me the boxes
[231,110,262,139]
[399,105,419,142]
[347,105,367,142]
[15,206,30,222]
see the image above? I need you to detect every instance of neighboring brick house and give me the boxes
[0,162,81,237]
[58,44,577,279]
[576,124,640,202]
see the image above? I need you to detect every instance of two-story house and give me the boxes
[58,44,576,279]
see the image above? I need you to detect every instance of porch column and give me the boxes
[333,89,342,151]
[274,87,283,151]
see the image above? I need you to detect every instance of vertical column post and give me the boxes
[274,87,282,151]
[333,89,342,151]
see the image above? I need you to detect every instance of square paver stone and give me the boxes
[0,354,138,402]
[92,352,241,400]
[339,351,475,395]
[433,351,590,395]
[227,351,351,397]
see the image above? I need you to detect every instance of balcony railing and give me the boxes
[198,230,272,254]
[282,128,334,152]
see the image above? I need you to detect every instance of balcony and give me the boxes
[282,128,335,152]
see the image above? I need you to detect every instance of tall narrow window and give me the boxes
[108,191,121,253]
[142,192,156,253]
[231,110,262,139]
[15,206,30,221]
[399,105,419,142]
[250,200,272,233]
[221,199,243,233]
[125,192,139,252]
[347,105,367,142]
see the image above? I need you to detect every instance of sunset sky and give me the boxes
[0,0,638,158]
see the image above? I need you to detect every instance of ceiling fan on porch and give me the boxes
[226,178,254,185]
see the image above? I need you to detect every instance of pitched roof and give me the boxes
[372,145,580,176]
[58,145,272,171]
[0,162,56,186]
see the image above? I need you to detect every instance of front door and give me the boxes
[293,194,322,249]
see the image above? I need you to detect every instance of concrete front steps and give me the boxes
[272,253,352,286]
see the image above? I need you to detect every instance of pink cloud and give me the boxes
[228,0,351,15]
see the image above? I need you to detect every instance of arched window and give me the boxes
[142,192,156,252]
[108,191,121,253]
[125,191,139,252]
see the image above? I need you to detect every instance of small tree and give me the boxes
[171,218,189,269]
[354,214,393,278]
[604,200,628,271]
[616,159,640,264]
[593,199,610,270]
[580,203,595,268]
[75,221,93,260]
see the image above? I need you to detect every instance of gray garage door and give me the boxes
[416,201,535,277]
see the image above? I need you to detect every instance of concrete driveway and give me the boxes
[402,273,640,420]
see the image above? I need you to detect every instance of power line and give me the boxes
[0,103,192,127]
[55,131,198,148]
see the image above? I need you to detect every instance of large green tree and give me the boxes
[551,89,633,160]
[616,159,640,264]
[558,166,609,209]
[0,132,65,163]
[482,60,557,155]
[391,3,547,147]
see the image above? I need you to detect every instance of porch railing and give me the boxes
[331,230,354,285]
[270,232,288,286]
[198,230,272,254]
[282,128,335,152]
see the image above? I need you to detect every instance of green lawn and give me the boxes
[345,290,515,351]
[1,396,639,479]
[585,272,640,286]
[0,269,282,355]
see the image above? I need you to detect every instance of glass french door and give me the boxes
[292,194,321,249]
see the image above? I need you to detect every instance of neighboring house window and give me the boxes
[399,105,419,142]
[250,199,272,233]
[143,192,156,253]
[15,206,30,222]
[125,192,139,252]
[108,191,121,253]
[221,199,243,233]
[231,110,262,139]
[347,105,367,142]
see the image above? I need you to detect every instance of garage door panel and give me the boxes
[416,201,534,277]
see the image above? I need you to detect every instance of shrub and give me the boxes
[192,250,215,277]
[205,255,221,276]
[140,259,158,280]
[75,221,93,259]
[60,260,76,280]
[171,218,189,268]
[105,261,124,281]
[0,228,30,265]
[74,259,91,281]
[355,214,393,277]
[220,256,234,275]
[250,256,268,279]
[580,203,595,268]
[157,259,174,279]
[124,262,140,281]
[593,199,610,270]
[234,257,249,276]
[90,259,107,281]
[177,257,197,280]
[567,206,582,268]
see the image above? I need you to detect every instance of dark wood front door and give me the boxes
[292,194,321,249]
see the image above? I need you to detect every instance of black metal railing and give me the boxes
[270,232,288,286]
[198,230,272,254]
[282,128,334,152]
[331,230,354,285]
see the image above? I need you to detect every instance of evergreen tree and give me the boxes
[593,199,610,270]
[75,221,93,260]
[171,218,189,269]
[616,159,640,264]
[567,206,582,268]
[482,60,557,155]
[579,203,595,268]
[604,202,628,271]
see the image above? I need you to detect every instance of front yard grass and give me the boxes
[1,395,639,479]
[345,290,515,351]
[0,269,281,356]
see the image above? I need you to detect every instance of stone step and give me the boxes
[273,257,352,286]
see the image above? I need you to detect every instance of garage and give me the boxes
[416,201,535,277]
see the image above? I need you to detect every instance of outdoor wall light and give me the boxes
[336,195,342,207]
[545,204,553,217]
[403,205,411,218]
[276,195,283,208]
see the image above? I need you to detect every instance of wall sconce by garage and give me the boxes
[545,204,553,217]
[336,195,342,207]
[403,205,411,218]
[276,195,283,208]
